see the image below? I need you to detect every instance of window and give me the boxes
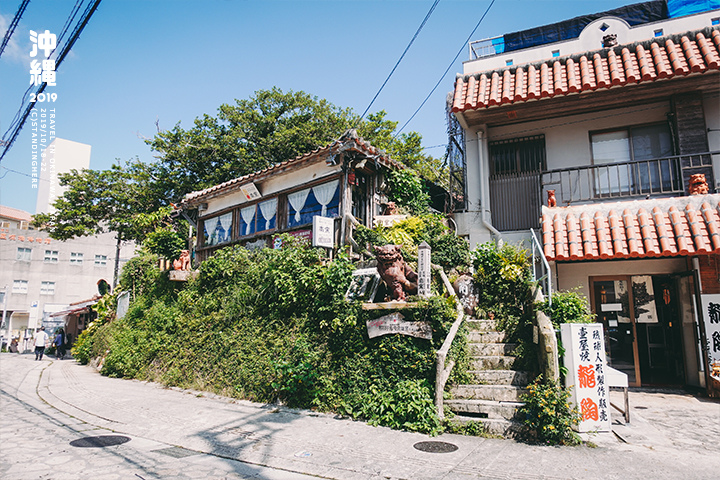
[16,247,31,262]
[40,281,55,295]
[286,180,340,228]
[0,221,10,228]
[239,197,278,237]
[591,123,676,195]
[489,135,546,175]
[505,59,513,66]
[94,255,108,266]
[70,252,83,265]
[44,250,59,263]
[551,50,560,57]
[654,29,663,37]
[202,212,233,247]
[12,280,28,294]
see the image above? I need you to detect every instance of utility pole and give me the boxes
[1,285,8,349]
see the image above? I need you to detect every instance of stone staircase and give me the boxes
[445,318,530,437]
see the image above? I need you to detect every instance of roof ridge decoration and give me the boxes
[452,27,720,113]
[181,129,401,206]
[541,194,720,261]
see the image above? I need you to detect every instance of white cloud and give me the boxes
[0,12,28,63]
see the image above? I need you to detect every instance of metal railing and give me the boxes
[469,35,504,59]
[530,228,551,307]
[541,152,718,206]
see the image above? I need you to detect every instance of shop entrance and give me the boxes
[591,275,688,387]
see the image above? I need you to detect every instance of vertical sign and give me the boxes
[417,241,431,298]
[701,294,720,367]
[312,216,334,248]
[561,323,611,432]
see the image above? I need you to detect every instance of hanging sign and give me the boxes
[561,323,611,432]
[312,215,334,248]
[366,312,432,340]
[701,294,720,367]
[240,183,261,201]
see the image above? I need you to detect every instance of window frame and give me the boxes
[40,281,56,295]
[94,254,108,266]
[12,280,28,294]
[44,250,59,263]
[70,252,84,265]
[16,247,32,262]
[489,134,546,175]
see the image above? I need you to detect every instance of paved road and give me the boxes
[1,353,719,480]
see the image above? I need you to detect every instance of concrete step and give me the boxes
[445,399,524,421]
[450,384,527,402]
[465,319,498,331]
[470,355,517,370]
[450,415,527,439]
[468,370,532,386]
[468,331,507,343]
[469,342,518,356]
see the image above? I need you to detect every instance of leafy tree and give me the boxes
[32,164,170,285]
[146,88,443,204]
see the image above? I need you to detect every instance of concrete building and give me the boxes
[35,138,92,215]
[0,205,134,350]
[447,1,720,394]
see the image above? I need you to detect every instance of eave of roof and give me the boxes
[452,27,720,114]
[181,130,403,207]
[541,194,720,262]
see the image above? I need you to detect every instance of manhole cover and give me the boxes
[70,435,131,448]
[413,441,458,453]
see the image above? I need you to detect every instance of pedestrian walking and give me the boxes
[54,328,66,360]
[33,327,49,361]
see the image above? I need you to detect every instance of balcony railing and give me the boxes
[488,152,719,232]
[541,152,718,207]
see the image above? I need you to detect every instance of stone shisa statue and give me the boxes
[374,244,418,302]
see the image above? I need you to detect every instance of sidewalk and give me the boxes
[2,353,719,479]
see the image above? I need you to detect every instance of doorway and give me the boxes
[591,275,687,387]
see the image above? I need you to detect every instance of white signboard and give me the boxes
[417,241,431,298]
[345,268,381,302]
[116,291,130,320]
[312,215,334,248]
[366,312,432,340]
[700,294,720,366]
[240,183,261,201]
[561,323,611,432]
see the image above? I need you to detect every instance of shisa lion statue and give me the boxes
[374,244,418,302]
[173,250,191,271]
[688,174,709,195]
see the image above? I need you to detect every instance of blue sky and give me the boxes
[0,0,631,214]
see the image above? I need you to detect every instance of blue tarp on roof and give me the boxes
[667,0,720,17]
[503,1,668,53]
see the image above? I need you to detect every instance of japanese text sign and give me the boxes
[701,294,720,367]
[417,241,431,298]
[561,323,611,432]
[312,215,334,249]
[366,312,432,340]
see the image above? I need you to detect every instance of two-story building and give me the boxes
[448,1,720,392]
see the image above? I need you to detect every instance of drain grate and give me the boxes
[413,441,458,453]
[151,446,200,458]
[70,435,131,448]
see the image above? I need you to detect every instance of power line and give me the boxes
[357,0,441,124]
[0,0,102,164]
[394,0,496,139]
[0,0,31,59]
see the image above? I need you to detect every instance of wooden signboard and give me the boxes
[366,312,432,340]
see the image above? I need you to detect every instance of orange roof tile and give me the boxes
[541,195,720,261]
[453,28,720,114]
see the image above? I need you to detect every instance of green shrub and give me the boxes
[386,169,430,215]
[143,226,185,260]
[358,379,442,435]
[519,376,581,445]
[539,289,595,328]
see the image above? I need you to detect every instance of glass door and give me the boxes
[591,277,641,386]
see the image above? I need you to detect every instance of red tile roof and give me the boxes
[452,28,720,113]
[541,195,720,261]
[182,129,402,206]
[0,205,32,222]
